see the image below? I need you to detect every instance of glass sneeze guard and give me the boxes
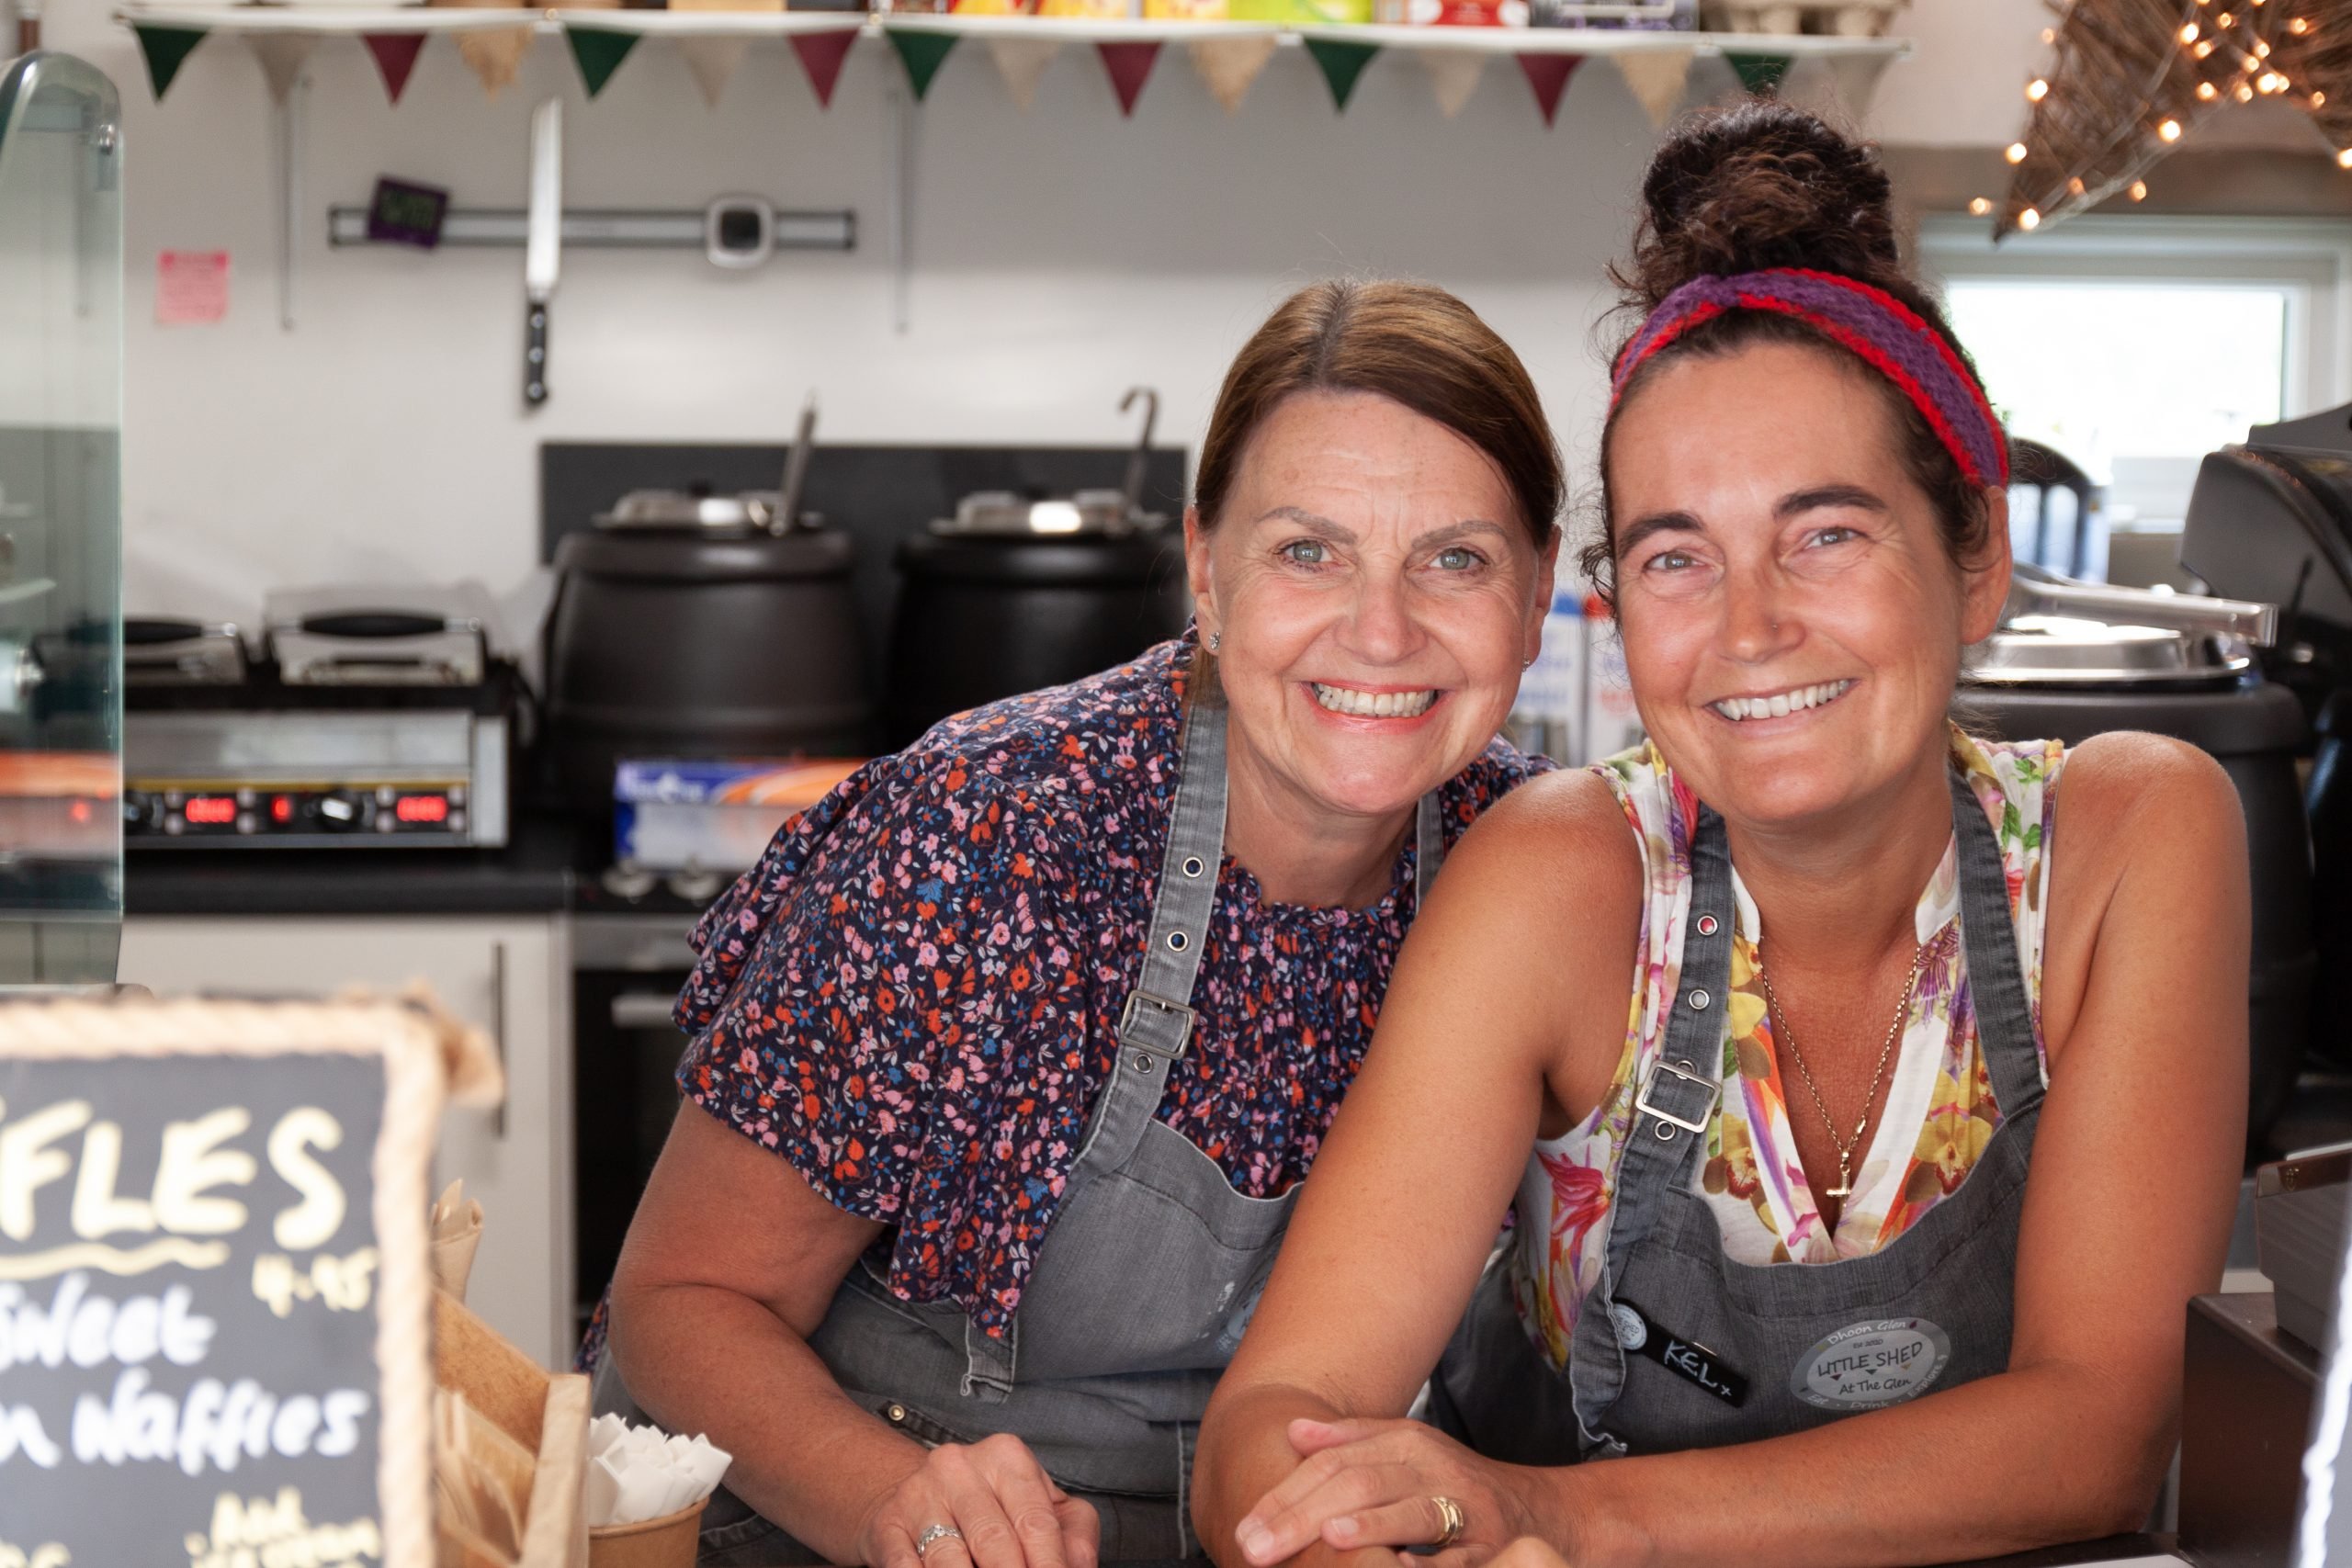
[0,51,123,986]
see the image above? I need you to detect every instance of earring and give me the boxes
[1209,632,1222,654]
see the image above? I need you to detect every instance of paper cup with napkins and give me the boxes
[585,1413,733,1568]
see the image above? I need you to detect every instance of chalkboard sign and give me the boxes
[0,998,461,1568]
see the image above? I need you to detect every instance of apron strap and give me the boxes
[1416,789,1447,908]
[1947,766,2043,1119]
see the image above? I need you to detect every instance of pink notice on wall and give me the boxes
[156,249,230,325]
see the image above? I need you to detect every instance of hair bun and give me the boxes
[1621,101,1898,311]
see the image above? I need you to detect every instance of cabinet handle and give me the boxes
[611,992,683,1032]
[491,939,509,1140]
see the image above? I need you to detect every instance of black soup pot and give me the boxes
[885,525,1184,750]
[544,520,871,816]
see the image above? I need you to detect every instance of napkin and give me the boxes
[431,1179,485,1301]
[582,1413,732,1528]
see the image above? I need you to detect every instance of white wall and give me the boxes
[29,0,2056,620]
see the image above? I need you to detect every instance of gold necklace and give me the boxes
[1755,919,1955,1203]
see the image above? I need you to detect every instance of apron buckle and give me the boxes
[1119,988,1197,1060]
[1634,1058,1719,1135]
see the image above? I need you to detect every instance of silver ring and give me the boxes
[1429,1496,1466,1550]
[915,1525,965,1559]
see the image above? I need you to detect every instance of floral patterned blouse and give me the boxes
[1509,730,2064,1370]
[679,633,1548,1339]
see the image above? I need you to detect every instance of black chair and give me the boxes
[2007,437,2107,580]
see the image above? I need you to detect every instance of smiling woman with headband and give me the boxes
[1193,103,2249,1568]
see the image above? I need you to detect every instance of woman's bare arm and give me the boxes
[1192,769,1645,1564]
[1205,736,2248,1568]
[609,1101,922,1562]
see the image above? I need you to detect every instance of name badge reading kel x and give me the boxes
[1611,1301,1748,1407]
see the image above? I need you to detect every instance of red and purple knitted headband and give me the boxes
[1609,267,2009,489]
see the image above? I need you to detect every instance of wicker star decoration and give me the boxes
[1991,0,2342,238]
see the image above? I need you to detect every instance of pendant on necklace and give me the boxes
[1826,1159,1854,1201]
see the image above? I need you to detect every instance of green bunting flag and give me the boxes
[565,27,641,98]
[889,29,960,100]
[132,25,209,101]
[1304,37,1377,110]
[1728,51,1792,96]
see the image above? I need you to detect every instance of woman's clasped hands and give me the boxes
[858,1433,1101,1568]
[1231,1417,1566,1567]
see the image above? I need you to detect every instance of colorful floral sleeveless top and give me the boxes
[1509,730,2064,1370]
[676,633,1548,1339]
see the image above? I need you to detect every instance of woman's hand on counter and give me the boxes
[856,1433,1101,1568]
[1231,1417,1565,1567]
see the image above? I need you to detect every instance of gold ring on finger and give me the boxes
[1429,1496,1467,1550]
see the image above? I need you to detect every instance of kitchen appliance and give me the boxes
[612,757,860,880]
[1962,565,2310,1152]
[543,399,870,815]
[883,389,1185,748]
[2256,1143,2349,1353]
[523,96,560,409]
[2183,402,2352,1075]
[123,586,515,849]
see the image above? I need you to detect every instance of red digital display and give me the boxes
[184,796,237,826]
[395,795,450,825]
[272,796,293,823]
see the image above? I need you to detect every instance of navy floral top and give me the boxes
[674,633,1548,1338]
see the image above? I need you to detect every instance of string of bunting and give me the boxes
[124,7,1891,124]
[1990,0,2342,237]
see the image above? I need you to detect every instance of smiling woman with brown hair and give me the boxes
[1193,104,2249,1568]
[594,279,1565,1567]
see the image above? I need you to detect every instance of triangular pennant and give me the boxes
[1095,39,1161,117]
[1304,38,1378,110]
[1613,47,1690,129]
[679,35,751,108]
[888,29,959,100]
[1726,51,1791,96]
[791,29,859,107]
[363,33,428,105]
[1419,49,1485,118]
[988,37,1061,112]
[456,28,533,99]
[1188,33,1277,113]
[1819,51,1892,117]
[245,31,317,104]
[565,26,640,98]
[1515,51,1579,126]
[132,25,209,101]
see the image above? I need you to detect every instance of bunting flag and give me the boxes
[1613,46,1690,128]
[1515,51,1579,126]
[888,29,959,99]
[989,36,1061,110]
[792,29,860,107]
[1188,32,1277,112]
[1304,37,1377,109]
[455,26,534,99]
[679,36,752,107]
[363,33,429,105]
[244,31,317,103]
[1095,39,1161,115]
[565,26,640,97]
[131,24,209,101]
[1816,50,1892,116]
[1419,48,1484,118]
[1726,51,1791,96]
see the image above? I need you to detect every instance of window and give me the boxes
[1920,216,2351,577]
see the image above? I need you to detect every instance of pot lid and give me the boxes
[596,488,816,534]
[1966,615,2252,687]
[933,488,1160,538]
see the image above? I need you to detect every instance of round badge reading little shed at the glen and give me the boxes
[1791,1319,1952,1412]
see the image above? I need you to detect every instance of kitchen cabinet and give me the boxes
[117,912,575,1370]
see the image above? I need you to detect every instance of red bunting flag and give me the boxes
[1516,51,1579,127]
[363,34,428,105]
[1095,39,1160,117]
[793,28,860,107]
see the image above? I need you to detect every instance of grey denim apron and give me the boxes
[1433,767,2042,1464]
[605,701,1446,1563]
